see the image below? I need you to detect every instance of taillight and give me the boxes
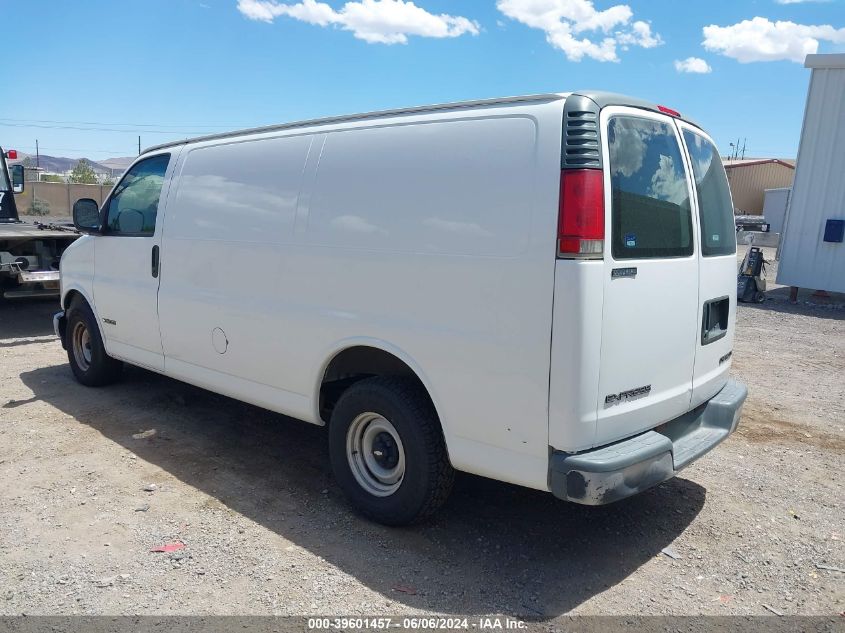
[558,169,604,258]
[5,150,17,160]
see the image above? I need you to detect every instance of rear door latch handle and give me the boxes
[151,245,160,278]
[701,296,729,345]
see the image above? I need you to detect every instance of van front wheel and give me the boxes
[328,377,454,525]
[66,300,123,387]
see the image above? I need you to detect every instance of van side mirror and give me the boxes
[10,164,24,194]
[72,198,102,234]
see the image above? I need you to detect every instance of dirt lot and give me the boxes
[0,264,843,620]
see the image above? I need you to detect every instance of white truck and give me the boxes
[0,148,79,298]
[54,91,747,525]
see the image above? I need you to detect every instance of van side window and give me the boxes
[608,116,693,260]
[106,154,170,236]
[682,130,736,257]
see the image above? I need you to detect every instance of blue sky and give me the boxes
[2,0,843,161]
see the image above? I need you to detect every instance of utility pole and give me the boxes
[138,136,141,156]
[35,139,39,168]
[741,138,747,160]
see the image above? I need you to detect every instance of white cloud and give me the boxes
[649,154,688,205]
[496,0,662,62]
[674,56,712,73]
[775,0,830,4]
[236,0,480,44]
[617,20,662,48]
[703,16,845,63]
[609,117,652,177]
[331,214,388,235]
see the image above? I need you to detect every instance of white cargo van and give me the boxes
[55,91,746,525]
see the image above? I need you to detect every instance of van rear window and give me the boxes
[608,116,693,260]
[682,130,736,256]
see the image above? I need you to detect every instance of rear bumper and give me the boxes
[19,269,61,285]
[549,379,747,505]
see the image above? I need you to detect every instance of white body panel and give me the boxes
[92,150,178,371]
[689,249,736,408]
[547,260,604,450]
[592,107,699,448]
[58,93,738,493]
[58,235,96,316]
[153,100,563,490]
[677,122,737,408]
[157,133,314,418]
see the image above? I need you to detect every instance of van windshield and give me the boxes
[682,130,736,256]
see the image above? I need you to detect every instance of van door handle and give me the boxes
[701,296,729,345]
[151,245,160,278]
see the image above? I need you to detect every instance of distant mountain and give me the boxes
[10,153,132,176]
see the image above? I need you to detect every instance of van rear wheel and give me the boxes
[66,300,123,387]
[328,376,454,525]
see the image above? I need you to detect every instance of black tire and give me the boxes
[328,376,454,526]
[65,299,123,387]
[754,291,765,303]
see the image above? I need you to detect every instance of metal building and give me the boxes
[723,158,795,214]
[777,54,845,294]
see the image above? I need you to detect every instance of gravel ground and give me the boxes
[0,260,842,620]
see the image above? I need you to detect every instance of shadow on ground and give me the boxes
[734,249,844,321]
[20,358,706,618]
[0,298,59,339]
[740,286,844,321]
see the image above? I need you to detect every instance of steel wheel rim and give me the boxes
[346,412,405,497]
[71,321,93,372]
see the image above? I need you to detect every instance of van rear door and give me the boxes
[678,123,737,407]
[594,107,699,446]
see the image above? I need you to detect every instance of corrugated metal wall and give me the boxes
[777,55,845,293]
[725,163,794,214]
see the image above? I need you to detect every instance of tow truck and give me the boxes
[0,147,79,299]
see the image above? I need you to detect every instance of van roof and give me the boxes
[142,91,700,155]
[142,93,566,154]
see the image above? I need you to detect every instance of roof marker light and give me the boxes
[657,105,681,118]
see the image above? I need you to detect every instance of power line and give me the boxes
[12,145,135,155]
[0,122,217,135]
[0,116,248,128]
